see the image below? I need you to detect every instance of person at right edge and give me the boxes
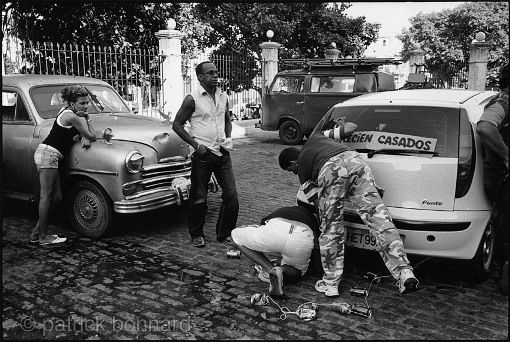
[476,63,509,295]
[279,122,419,296]
[172,61,239,248]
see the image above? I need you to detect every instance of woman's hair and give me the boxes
[61,85,88,104]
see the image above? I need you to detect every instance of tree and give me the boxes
[398,2,509,86]
[192,2,380,94]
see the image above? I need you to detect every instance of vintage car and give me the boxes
[311,89,499,280]
[2,75,218,238]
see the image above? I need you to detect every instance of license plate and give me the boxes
[346,227,378,251]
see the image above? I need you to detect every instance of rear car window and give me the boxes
[313,105,460,158]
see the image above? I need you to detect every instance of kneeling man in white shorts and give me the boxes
[231,204,319,298]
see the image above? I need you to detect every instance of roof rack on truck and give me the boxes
[281,58,403,71]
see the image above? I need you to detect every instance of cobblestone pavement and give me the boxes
[2,120,509,340]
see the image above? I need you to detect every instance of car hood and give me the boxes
[38,114,190,158]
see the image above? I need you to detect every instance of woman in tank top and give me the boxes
[31,85,97,245]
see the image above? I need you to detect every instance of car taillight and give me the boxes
[455,110,476,198]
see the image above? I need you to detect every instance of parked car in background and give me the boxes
[2,75,218,238]
[312,89,499,280]
[259,58,400,144]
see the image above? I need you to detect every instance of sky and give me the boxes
[344,2,465,34]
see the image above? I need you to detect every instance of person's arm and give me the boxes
[172,95,206,156]
[477,120,509,170]
[66,111,97,141]
[224,99,232,139]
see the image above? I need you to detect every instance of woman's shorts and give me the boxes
[231,217,314,275]
[34,144,63,170]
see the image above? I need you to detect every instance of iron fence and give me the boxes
[3,39,164,118]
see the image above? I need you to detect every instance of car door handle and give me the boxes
[296,101,304,105]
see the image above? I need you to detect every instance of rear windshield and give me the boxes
[30,84,130,119]
[312,105,460,158]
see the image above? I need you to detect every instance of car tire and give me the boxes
[279,120,303,145]
[462,218,495,281]
[66,180,114,238]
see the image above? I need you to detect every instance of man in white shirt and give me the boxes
[173,61,239,248]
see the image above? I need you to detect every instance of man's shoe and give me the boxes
[192,236,205,248]
[315,279,339,297]
[500,261,508,295]
[268,266,284,297]
[254,265,270,284]
[217,236,233,244]
[397,268,419,294]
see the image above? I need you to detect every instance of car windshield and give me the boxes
[312,105,460,158]
[30,84,131,119]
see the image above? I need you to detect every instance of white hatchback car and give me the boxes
[311,89,499,279]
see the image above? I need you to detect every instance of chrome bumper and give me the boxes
[114,175,219,214]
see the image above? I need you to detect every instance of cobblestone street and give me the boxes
[2,120,509,340]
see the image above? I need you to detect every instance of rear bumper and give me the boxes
[344,206,491,260]
[114,176,219,214]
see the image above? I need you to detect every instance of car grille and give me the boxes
[123,159,191,197]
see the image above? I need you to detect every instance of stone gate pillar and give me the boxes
[409,43,425,74]
[260,30,280,104]
[468,32,490,91]
[155,19,184,120]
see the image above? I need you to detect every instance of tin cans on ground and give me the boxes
[250,293,269,306]
[226,249,241,258]
[332,302,352,314]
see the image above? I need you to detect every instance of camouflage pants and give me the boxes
[317,150,412,286]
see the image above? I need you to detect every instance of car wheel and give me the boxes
[279,120,303,145]
[462,218,494,281]
[67,180,114,238]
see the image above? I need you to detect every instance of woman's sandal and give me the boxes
[30,234,57,244]
[39,236,67,245]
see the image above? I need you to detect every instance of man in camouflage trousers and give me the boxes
[279,129,419,296]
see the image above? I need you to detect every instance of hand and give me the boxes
[75,110,89,119]
[222,137,233,151]
[81,137,91,148]
[196,144,207,156]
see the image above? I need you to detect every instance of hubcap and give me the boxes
[77,192,99,224]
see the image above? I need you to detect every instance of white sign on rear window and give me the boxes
[341,131,437,152]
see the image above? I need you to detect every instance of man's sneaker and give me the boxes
[315,279,339,297]
[397,268,419,294]
[268,266,284,297]
[192,236,205,248]
[254,265,270,284]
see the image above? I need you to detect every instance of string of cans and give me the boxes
[250,272,388,320]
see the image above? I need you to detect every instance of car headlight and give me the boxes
[125,151,144,173]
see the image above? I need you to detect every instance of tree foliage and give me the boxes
[2,2,212,54]
[192,2,379,95]
[193,2,380,60]
[398,2,509,86]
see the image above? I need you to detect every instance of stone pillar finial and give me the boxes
[468,32,490,91]
[155,20,184,120]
